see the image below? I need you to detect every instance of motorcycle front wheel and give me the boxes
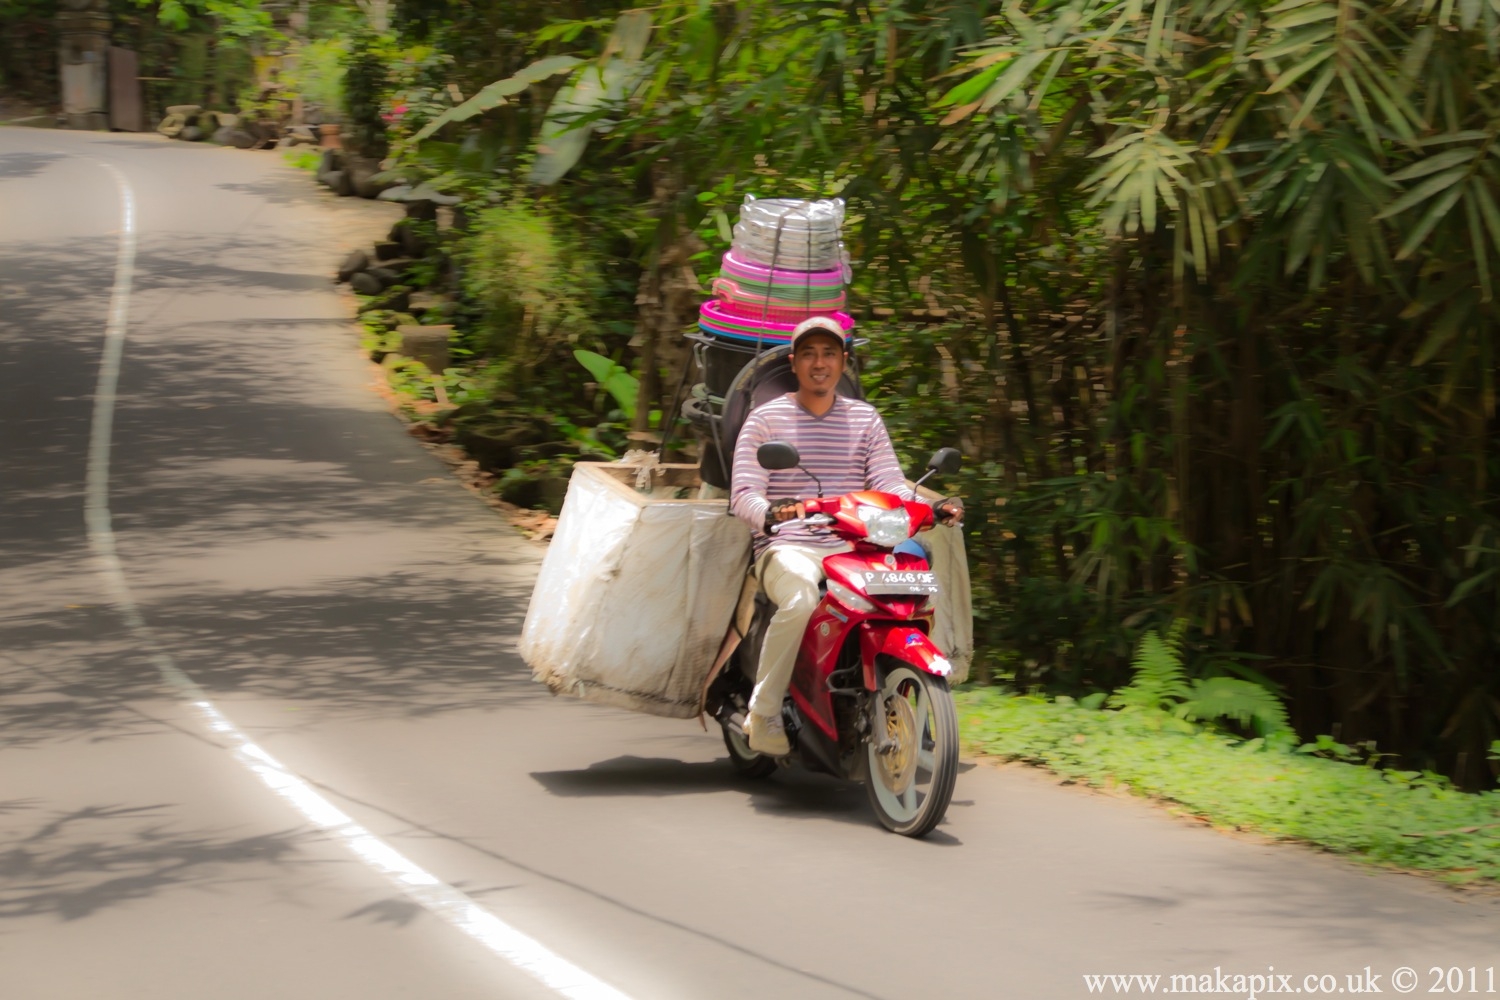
[865,664,959,837]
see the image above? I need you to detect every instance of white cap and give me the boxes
[789,316,847,351]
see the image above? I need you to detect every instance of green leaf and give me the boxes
[1208,92,1259,154]
[604,9,652,62]
[574,350,638,420]
[1264,49,1334,95]
[1254,29,1336,63]
[1187,200,1211,276]
[1288,63,1337,131]
[638,59,672,114]
[1146,0,1171,64]
[1089,130,1148,161]
[1445,567,1496,606]
[1337,68,1384,154]
[1266,4,1339,29]
[1395,184,1463,259]
[1468,195,1494,301]
[1375,166,1468,221]
[1028,49,1071,111]
[533,18,610,44]
[938,61,1005,108]
[1285,174,1329,275]
[1345,59,1421,140]
[980,50,1055,111]
[1472,181,1500,257]
[1343,196,1380,284]
[158,0,189,29]
[531,60,640,186]
[1412,295,1473,364]
[413,56,581,142]
[1418,130,1493,147]
[1388,147,1478,182]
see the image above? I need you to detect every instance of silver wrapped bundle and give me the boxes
[732,195,849,272]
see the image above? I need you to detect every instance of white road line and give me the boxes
[80,156,633,1000]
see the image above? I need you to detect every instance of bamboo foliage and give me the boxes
[930,0,1500,784]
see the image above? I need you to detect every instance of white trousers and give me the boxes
[749,541,851,718]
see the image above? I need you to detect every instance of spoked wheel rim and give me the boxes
[865,665,958,837]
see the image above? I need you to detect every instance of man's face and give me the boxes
[791,333,846,397]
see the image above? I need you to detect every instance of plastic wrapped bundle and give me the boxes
[521,462,752,719]
[733,195,849,272]
[741,194,845,231]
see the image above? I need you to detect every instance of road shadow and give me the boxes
[0,799,312,922]
[0,225,547,748]
[532,755,747,796]
[0,151,64,181]
[0,568,543,751]
[532,754,875,828]
[217,176,399,218]
[132,241,330,295]
[530,754,964,844]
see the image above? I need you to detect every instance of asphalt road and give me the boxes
[2,128,1497,1000]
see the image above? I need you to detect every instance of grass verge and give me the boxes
[955,688,1500,884]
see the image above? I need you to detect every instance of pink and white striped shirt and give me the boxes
[731,393,918,555]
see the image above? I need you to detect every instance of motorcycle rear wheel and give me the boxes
[865,665,958,837]
[722,720,778,779]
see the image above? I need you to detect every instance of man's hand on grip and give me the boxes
[765,498,806,533]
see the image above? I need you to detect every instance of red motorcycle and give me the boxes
[703,441,964,838]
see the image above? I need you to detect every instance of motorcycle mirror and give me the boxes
[757,441,801,471]
[927,447,962,476]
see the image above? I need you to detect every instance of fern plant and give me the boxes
[1108,621,1192,713]
[1180,677,1292,741]
[1109,621,1293,745]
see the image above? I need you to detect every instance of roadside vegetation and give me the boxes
[9,0,1500,842]
[960,627,1500,882]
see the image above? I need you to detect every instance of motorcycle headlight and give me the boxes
[857,505,913,547]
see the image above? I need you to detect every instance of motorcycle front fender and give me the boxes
[856,622,955,689]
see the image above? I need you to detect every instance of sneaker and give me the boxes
[745,711,790,756]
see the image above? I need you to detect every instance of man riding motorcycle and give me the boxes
[728,317,964,756]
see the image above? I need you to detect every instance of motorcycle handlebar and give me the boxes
[768,513,836,534]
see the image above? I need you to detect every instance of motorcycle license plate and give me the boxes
[861,569,940,596]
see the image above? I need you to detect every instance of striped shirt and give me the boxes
[731,393,918,555]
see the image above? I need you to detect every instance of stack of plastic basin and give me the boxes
[696,195,854,354]
[711,253,846,321]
